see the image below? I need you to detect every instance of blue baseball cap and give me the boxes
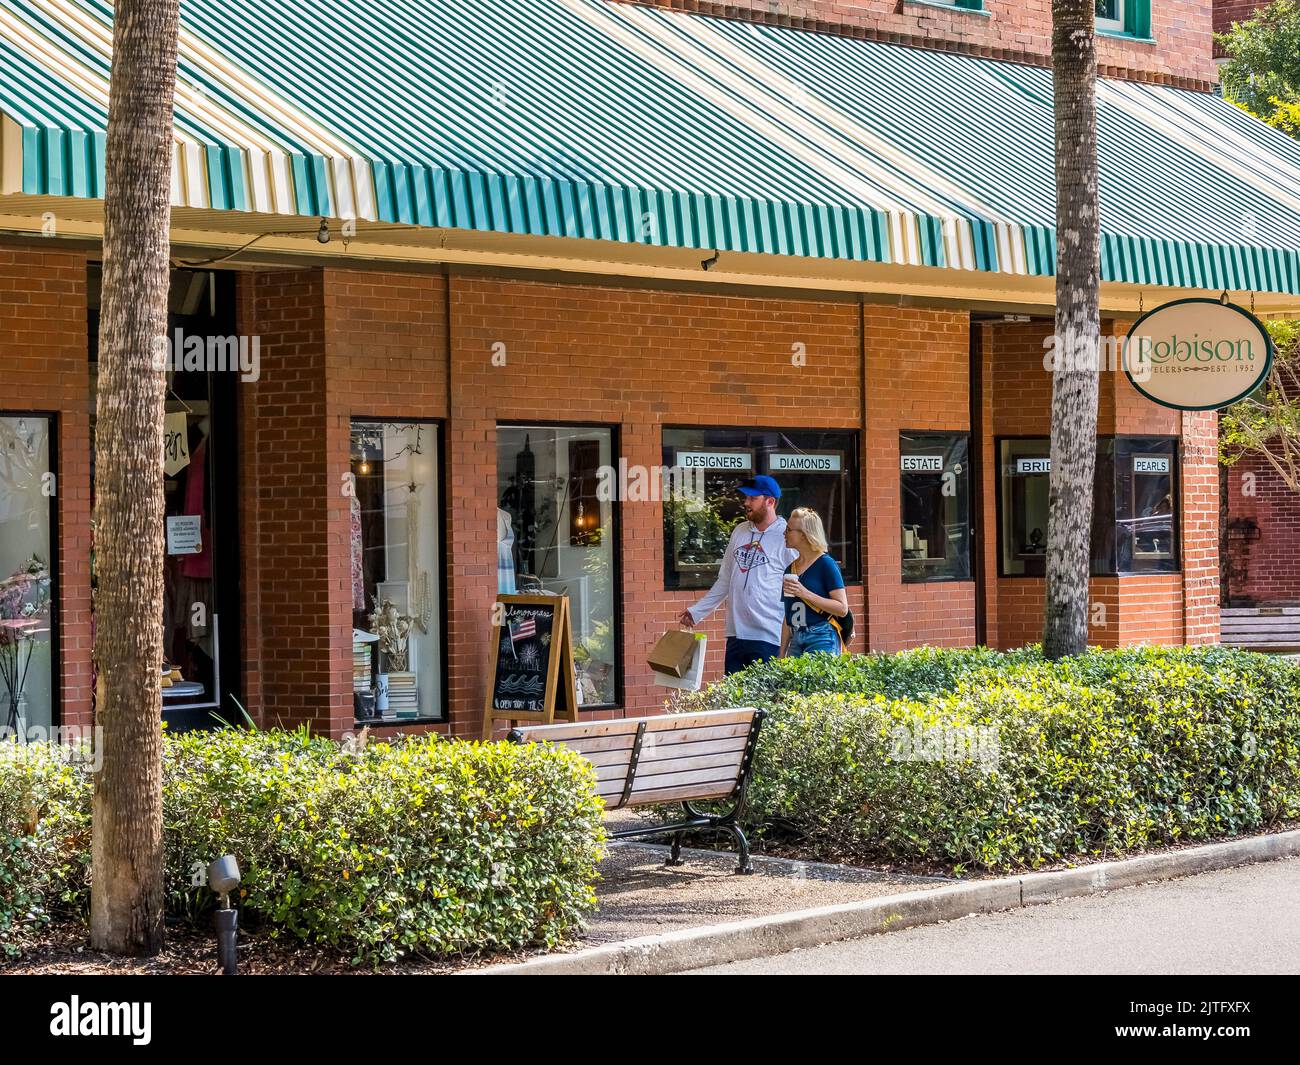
[737,475,781,499]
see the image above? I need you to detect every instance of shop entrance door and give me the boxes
[89,267,242,730]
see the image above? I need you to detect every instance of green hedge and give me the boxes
[1,730,606,963]
[675,646,1300,873]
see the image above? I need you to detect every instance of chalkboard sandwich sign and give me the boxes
[482,594,579,739]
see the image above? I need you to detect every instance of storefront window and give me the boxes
[661,428,860,590]
[90,266,239,726]
[900,432,971,583]
[498,425,618,708]
[998,436,1179,577]
[998,439,1052,577]
[350,420,444,723]
[1101,437,1180,574]
[0,415,55,735]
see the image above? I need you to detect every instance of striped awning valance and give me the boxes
[2,0,1299,293]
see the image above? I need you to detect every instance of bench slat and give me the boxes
[595,749,747,784]
[582,747,637,769]
[636,750,747,777]
[630,765,743,793]
[513,709,757,744]
[639,736,748,763]
[624,782,739,806]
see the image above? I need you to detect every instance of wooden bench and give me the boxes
[1222,607,1300,654]
[508,707,766,874]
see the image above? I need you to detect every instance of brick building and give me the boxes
[1213,0,1300,609]
[1214,0,1270,56]
[1,0,1298,739]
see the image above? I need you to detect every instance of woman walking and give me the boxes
[780,507,849,657]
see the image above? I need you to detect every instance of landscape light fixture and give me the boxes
[208,854,241,976]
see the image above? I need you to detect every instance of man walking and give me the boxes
[679,475,798,674]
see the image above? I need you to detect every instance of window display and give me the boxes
[89,266,240,725]
[662,428,860,590]
[998,436,1180,576]
[900,432,972,582]
[1101,437,1180,574]
[350,420,444,723]
[998,439,1052,577]
[498,424,618,708]
[0,415,55,735]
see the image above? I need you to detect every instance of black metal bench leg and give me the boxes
[666,832,686,867]
[730,823,754,875]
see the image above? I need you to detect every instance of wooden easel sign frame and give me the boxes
[482,594,579,739]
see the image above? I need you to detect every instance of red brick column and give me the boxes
[239,268,345,732]
[862,305,976,650]
[1181,410,1221,644]
[0,245,92,728]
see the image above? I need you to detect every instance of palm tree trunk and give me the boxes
[1043,0,1102,660]
[89,0,181,956]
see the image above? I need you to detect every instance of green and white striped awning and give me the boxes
[3,0,1300,293]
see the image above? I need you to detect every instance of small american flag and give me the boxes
[511,617,536,642]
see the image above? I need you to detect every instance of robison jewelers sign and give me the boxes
[1123,298,1274,411]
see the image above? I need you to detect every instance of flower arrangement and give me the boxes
[0,555,52,732]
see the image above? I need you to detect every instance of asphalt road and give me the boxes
[690,856,1300,974]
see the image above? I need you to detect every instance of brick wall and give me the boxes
[2,245,1227,740]
[616,1,1219,87]
[1224,452,1300,605]
[1214,0,1266,34]
[237,269,339,732]
[449,276,865,735]
[981,317,1217,649]
[0,245,93,728]
[863,304,976,649]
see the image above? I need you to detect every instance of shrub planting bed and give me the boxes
[675,647,1300,874]
[0,729,606,963]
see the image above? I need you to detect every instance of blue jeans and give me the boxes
[787,620,841,657]
[724,637,781,675]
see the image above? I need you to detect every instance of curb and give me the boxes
[477,828,1300,975]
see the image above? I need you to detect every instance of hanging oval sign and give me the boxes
[1123,298,1274,412]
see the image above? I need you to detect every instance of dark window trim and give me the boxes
[993,434,1052,581]
[993,433,1183,579]
[0,410,61,731]
[661,424,864,589]
[1110,434,1182,578]
[899,429,975,585]
[498,419,624,713]
[349,416,449,726]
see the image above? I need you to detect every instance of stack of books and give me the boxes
[386,671,419,718]
[352,641,373,695]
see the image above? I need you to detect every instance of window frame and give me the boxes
[994,434,1182,579]
[0,410,61,732]
[660,424,863,592]
[908,0,986,11]
[498,419,624,712]
[899,430,974,585]
[1097,0,1152,40]
[1096,0,1125,32]
[349,416,449,726]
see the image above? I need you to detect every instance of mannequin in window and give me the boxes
[497,503,517,595]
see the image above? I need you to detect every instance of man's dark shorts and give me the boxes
[724,637,780,675]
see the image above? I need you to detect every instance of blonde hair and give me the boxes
[787,507,828,555]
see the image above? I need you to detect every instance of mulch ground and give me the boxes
[0,922,541,975]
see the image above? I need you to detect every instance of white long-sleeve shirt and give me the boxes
[687,518,799,644]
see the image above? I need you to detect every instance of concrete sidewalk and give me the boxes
[481,826,1300,975]
[583,839,949,945]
